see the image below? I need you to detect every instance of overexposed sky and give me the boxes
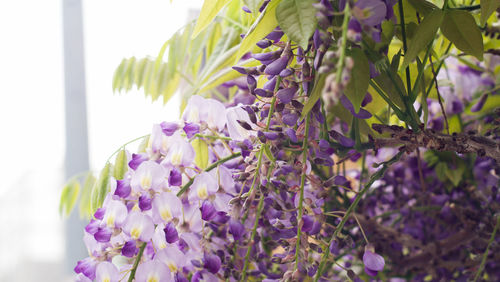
[0,0,202,280]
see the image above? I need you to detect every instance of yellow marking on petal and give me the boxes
[140,173,152,189]
[197,184,208,199]
[160,208,173,221]
[159,242,166,249]
[106,215,115,228]
[171,151,183,166]
[101,275,110,282]
[131,227,141,240]
[132,204,140,212]
[167,262,177,272]
[147,276,159,282]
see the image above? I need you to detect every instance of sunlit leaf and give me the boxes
[113,149,128,180]
[192,139,209,169]
[79,172,96,219]
[401,9,443,69]
[235,0,282,62]
[276,0,317,49]
[59,179,80,217]
[192,0,232,38]
[91,163,111,214]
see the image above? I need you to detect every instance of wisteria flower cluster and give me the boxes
[62,0,500,281]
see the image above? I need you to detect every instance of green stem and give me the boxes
[473,215,500,282]
[313,151,403,281]
[127,242,147,282]
[105,134,149,164]
[398,0,412,95]
[294,113,311,271]
[176,152,242,197]
[240,164,275,281]
[335,3,350,87]
[242,77,282,222]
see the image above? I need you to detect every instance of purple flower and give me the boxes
[128,153,148,170]
[162,134,195,167]
[123,211,155,242]
[114,178,131,198]
[264,56,289,75]
[74,258,97,280]
[203,253,222,274]
[122,240,138,257]
[102,200,128,228]
[183,122,200,138]
[353,0,387,26]
[135,259,171,282]
[276,86,297,104]
[138,195,152,211]
[160,121,179,136]
[229,219,245,240]
[152,191,182,223]
[163,222,179,243]
[200,200,217,221]
[95,262,119,282]
[189,172,219,201]
[340,95,372,119]
[130,160,167,192]
[168,169,182,187]
[94,227,112,243]
[363,247,385,277]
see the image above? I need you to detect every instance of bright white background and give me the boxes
[0,0,202,280]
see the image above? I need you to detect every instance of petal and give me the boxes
[363,250,385,271]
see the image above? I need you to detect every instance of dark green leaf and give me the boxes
[481,0,500,26]
[302,74,326,118]
[407,0,438,16]
[276,0,317,49]
[344,48,370,113]
[441,10,484,60]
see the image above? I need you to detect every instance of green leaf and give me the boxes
[344,48,370,113]
[79,173,96,219]
[192,139,209,169]
[372,72,407,110]
[59,179,80,217]
[276,0,317,49]
[441,10,484,60]
[192,0,232,38]
[91,163,111,214]
[435,162,448,182]
[445,161,465,187]
[402,9,443,69]
[406,0,438,16]
[243,0,263,13]
[481,0,500,26]
[235,0,282,62]
[302,73,326,118]
[263,144,276,162]
[113,149,128,180]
